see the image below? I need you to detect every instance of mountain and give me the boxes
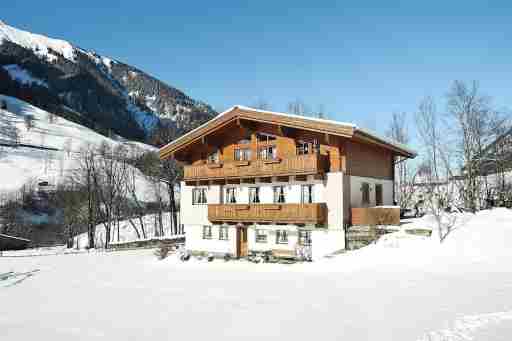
[0,20,216,143]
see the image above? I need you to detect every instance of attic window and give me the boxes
[257,133,276,143]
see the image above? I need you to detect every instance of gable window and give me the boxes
[249,187,260,203]
[276,230,288,244]
[298,230,312,246]
[361,182,370,206]
[296,140,311,155]
[255,229,267,243]
[192,188,207,205]
[219,226,229,240]
[258,145,277,160]
[375,184,383,206]
[257,133,276,143]
[207,150,220,164]
[234,148,251,161]
[301,184,314,204]
[273,186,286,203]
[225,187,237,204]
[202,225,212,239]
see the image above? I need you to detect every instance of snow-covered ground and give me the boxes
[0,95,156,199]
[1,208,511,340]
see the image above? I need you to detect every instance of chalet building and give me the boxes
[159,106,416,259]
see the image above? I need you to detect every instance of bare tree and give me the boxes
[252,98,272,111]
[447,81,503,211]
[287,99,310,116]
[387,112,413,208]
[73,145,98,249]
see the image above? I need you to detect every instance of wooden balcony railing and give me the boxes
[184,153,328,181]
[208,203,327,224]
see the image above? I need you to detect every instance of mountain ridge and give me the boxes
[0,20,216,144]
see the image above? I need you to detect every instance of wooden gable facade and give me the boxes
[159,106,415,182]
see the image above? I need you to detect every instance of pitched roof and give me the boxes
[159,106,417,159]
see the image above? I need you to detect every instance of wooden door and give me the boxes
[237,226,248,258]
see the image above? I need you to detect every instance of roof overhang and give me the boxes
[159,106,417,160]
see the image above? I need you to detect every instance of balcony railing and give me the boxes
[184,153,328,181]
[208,203,327,224]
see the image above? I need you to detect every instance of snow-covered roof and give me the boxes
[159,105,417,159]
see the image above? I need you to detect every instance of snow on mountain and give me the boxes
[0,94,156,198]
[0,21,215,140]
[2,64,48,87]
[0,20,75,62]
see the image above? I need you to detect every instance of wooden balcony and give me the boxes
[208,203,327,224]
[184,153,328,181]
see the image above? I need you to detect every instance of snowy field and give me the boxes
[2,208,512,341]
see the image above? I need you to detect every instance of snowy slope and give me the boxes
[0,20,75,62]
[0,94,156,197]
[1,209,512,341]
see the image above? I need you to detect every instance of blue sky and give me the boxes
[2,0,511,147]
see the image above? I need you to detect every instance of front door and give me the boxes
[236,225,248,258]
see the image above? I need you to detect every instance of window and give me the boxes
[255,229,267,243]
[258,145,277,160]
[192,188,207,205]
[296,141,310,155]
[361,182,370,205]
[234,148,251,161]
[375,184,383,206]
[273,186,286,203]
[219,226,229,240]
[207,150,220,164]
[202,225,212,239]
[257,133,276,143]
[301,184,314,204]
[249,187,260,203]
[298,230,312,246]
[225,188,237,204]
[276,230,288,244]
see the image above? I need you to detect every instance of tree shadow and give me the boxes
[0,269,40,288]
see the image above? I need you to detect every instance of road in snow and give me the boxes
[1,209,512,340]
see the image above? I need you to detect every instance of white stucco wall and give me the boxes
[247,225,300,252]
[349,176,393,207]
[185,224,237,255]
[325,172,344,229]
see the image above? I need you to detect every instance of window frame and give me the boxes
[207,150,220,164]
[192,188,207,205]
[255,229,267,243]
[234,147,251,161]
[301,184,314,204]
[273,186,286,203]
[202,225,213,240]
[375,184,383,206]
[276,230,288,244]
[248,187,260,204]
[225,187,238,204]
[219,225,229,241]
[298,230,312,246]
[258,145,277,160]
[361,182,370,205]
